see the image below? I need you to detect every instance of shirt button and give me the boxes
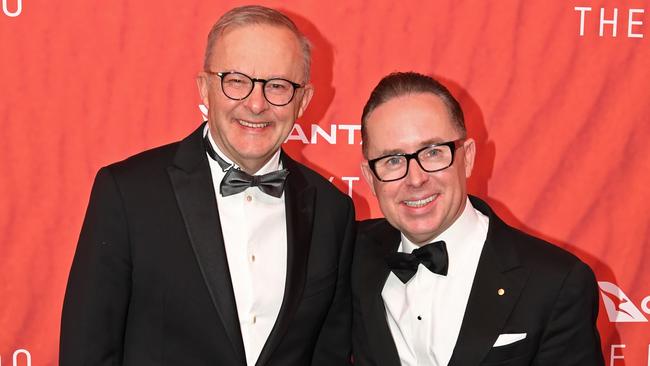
[417,315,422,320]
[252,315,257,324]
[250,254,256,263]
[245,195,252,202]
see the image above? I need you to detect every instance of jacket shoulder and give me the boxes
[105,141,180,176]
[488,217,597,291]
[505,225,585,270]
[472,195,588,272]
[102,123,204,179]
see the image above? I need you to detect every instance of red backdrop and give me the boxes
[1,0,649,364]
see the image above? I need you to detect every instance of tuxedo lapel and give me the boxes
[359,221,402,366]
[167,125,246,365]
[255,152,315,366]
[448,197,529,366]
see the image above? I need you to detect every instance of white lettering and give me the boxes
[285,123,362,145]
[575,6,592,36]
[328,176,360,197]
[628,9,645,38]
[341,176,360,197]
[12,349,31,366]
[2,0,22,17]
[642,295,650,314]
[610,344,625,365]
[576,7,646,38]
[600,8,619,37]
[286,124,309,144]
[311,124,336,144]
[337,124,362,144]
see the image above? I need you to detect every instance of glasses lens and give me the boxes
[264,79,295,106]
[418,145,453,172]
[221,73,253,100]
[374,156,407,181]
[372,143,456,181]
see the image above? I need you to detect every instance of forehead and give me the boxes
[208,24,304,79]
[365,93,459,154]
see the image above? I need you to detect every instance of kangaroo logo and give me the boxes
[598,281,648,322]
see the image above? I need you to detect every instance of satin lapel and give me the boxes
[256,153,315,366]
[448,197,529,366]
[167,125,246,365]
[359,221,402,366]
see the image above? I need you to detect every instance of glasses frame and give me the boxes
[367,138,466,182]
[206,71,304,107]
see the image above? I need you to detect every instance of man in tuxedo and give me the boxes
[60,6,354,366]
[352,72,604,365]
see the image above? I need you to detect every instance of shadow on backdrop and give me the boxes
[281,9,371,218]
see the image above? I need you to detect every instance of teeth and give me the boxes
[239,120,270,128]
[404,195,436,208]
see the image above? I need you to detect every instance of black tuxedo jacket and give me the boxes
[352,196,604,366]
[60,124,355,366]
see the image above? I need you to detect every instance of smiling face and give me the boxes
[197,24,313,173]
[361,92,476,245]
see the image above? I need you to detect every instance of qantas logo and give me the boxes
[598,281,649,323]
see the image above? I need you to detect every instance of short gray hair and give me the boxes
[203,5,312,82]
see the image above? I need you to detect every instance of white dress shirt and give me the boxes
[382,198,489,366]
[205,127,287,366]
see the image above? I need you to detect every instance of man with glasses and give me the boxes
[352,72,604,365]
[61,6,355,366]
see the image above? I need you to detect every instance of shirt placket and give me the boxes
[407,267,437,366]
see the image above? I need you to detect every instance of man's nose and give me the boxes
[243,82,269,114]
[404,158,429,187]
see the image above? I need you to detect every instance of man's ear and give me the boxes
[296,84,314,118]
[196,72,210,108]
[361,160,377,197]
[463,138,476,178]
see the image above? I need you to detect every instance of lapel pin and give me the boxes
[498,288,505,296]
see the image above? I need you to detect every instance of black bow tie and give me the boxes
[385,241,448,283]
[203,134,289,198]
[220,168,289,197]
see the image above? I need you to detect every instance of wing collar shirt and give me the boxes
[381,198,489,366]
[205,127,287,366]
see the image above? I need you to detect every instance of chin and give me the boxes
[401,225,438,242]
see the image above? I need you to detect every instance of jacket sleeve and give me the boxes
[533,260,605,366]
[310,198,356,366]
[60,167,132,366]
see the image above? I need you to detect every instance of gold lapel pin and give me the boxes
[498,288,505,296]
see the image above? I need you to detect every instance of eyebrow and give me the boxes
[220,69,295,80]
[375,138,449,157]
